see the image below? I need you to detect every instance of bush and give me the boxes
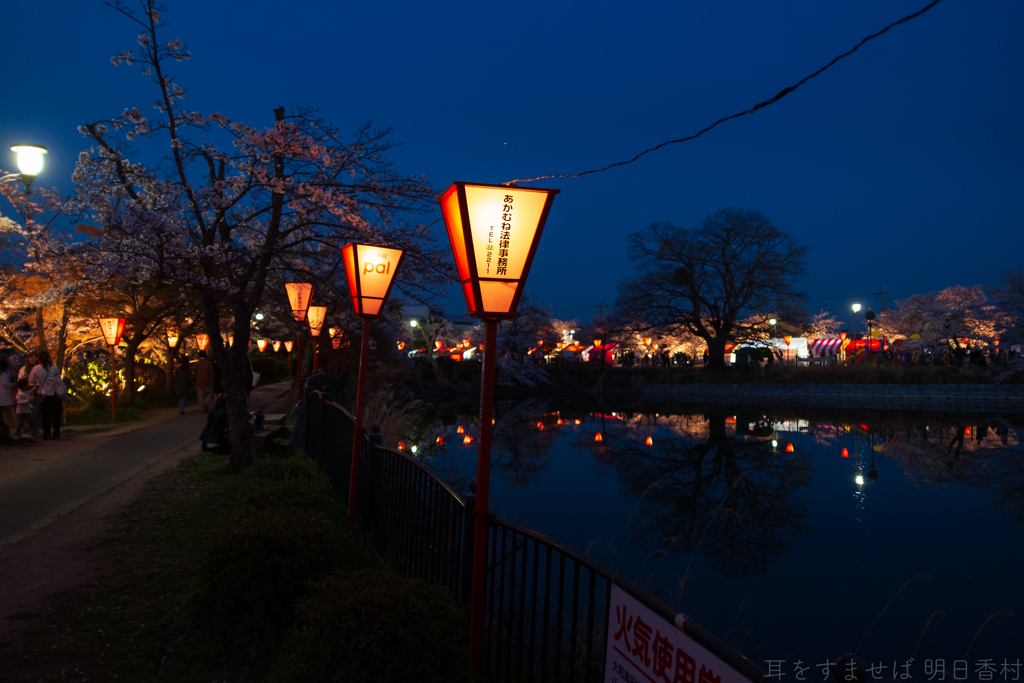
[271,569,472,683]
[196,454,377,646]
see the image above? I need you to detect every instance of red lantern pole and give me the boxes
[109,345,116,421]
[469,317,497,673]
[347,317,372,527]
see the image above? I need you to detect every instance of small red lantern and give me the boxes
[594,432,603,442]
[463,435,473,445]
[784,335,792,346]
[645,436,653,446]
[332,337,342,350]
[785,442,795,453]
[194,333,210,351]
[256,339,268,353]
[840,332,847,342]
[284,341,294,353]
[536,422,544,430]
[99,318,127,347]
[272,341,281,353]
[435,340,444,351]
[397,341,406,351]
[307,306,327,337]
[436,436,445,446]
[457,425,464,434]
[285,283,314,322]
[841,447,850,458]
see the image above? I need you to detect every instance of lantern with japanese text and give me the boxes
[195,333,210,352]
[438,181,558,318]
[306,306,327,338]
[272,341,281,353]
[285,282,314,322]
[256,339,268,353]
[166,327,179,349]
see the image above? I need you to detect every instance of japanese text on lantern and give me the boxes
[496,194,512,276]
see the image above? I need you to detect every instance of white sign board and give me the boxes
[605,584,754,683]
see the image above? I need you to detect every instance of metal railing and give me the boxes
[304,389,764,683]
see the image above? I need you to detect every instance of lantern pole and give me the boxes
[347,316,372,527]
[109,344,117,421]
[469,317,498,673]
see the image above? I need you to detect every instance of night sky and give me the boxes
[3,1,1022,325]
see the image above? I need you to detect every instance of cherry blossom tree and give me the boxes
[879,285,1005,351]
[72,0,450,463]
[804,309,841,338]
[988,269,1024,342]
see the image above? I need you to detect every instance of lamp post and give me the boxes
[307,305,327,372]
[2,144,47,194]
[438,180,559,675]
[285,283,314,400]
[852,303,862,363]
[784,335,792,366]
[329,327,341,376]
[864,310,876,364]
[341,243,405,527]
[98,318,126,421]
[256,339,268,376]
[284,340,294,377]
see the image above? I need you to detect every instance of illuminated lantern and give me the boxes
[785,442,795,453]
[438,183,559,678]
[166,327,179,349]
[463,435,473,445]
[397,341,406,351]
[438,181,558,318]
[227,335,234,348]
[195,333,210,351]
[463,339,470,347]
[644,337,652,347]
[98,317,126,421]
[341,243,405,317]
[840,332,847,342]
[398,441,406,451]
[436,436,445,446]
[575,419,581,425]
[285,283,314,322]
[645,436,653,446]
[451,353,462,361]
[257,339,268,353]
[594,339,602,348]
[272,341,281,353]
[784,335,792,346]
[284,341,294,353]
[594,432,603,442]
[536,422,544,430]
[842,447,850,458]
[538,340,544,347]
[307,306,327,337]
[332,337,342,350]
[557,418,563,425]
[457,425,465,434]
[435,340,444,351]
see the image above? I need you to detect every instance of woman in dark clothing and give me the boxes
[173,358,191,414]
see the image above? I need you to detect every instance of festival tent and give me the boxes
[808,338,843,356]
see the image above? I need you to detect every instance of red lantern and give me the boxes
[438,181,559,318]
[256,339,268,353]
[272,341,281,353]
[285,282,314,322]
[283,341,294,353]
[785,442,795,453]
[194,333,210,352]
[99,318,126,347]
[594,432,603,442]
[341,243,405,317]
[306,306,327,337]
[841,447,850,458]
[645,436,653,446]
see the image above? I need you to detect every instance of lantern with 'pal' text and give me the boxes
[438,182,558,318]
[341,244,405,317]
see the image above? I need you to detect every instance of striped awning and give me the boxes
[808,338,843,355]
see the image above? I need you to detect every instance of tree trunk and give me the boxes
[55,301,73,371]
[706,336,729,369]
[164,346,175,394]
[124,337,141,404]
[34,307,48,355]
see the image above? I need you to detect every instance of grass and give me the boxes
[0,431,472,682]
[64,389,180,427]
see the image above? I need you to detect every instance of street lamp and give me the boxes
[98,317,126,421]
[2,143,47,194]
[784,335,792,366]
[285,282,314,398]
[769,318,777,338]
[438,180,559,675]
[340,242,405,527]
[864,310,876,364]
[852,303,862,362]
[306,305,327,372]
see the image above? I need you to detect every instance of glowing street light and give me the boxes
[340,243,405,527]
[438,180,559,674]
[2,143,47,194]
[285,283,314,398]
[98,317,126,421]
[166,327,179,350]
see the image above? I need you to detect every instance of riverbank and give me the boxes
[644,381,1024,406]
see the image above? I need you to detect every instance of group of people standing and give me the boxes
[172,350,255,415]
[0,350,68,441]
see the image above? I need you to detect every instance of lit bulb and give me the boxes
[12,144,46,175]
[771,439,778,448]
[855,475,865,486]
[410,445,418,453]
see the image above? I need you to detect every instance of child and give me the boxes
[14,378,36,439]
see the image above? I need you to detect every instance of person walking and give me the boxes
[193,351,214,413]
[173,358,191,415]
[30,350,63,440]
[0,358,14,440]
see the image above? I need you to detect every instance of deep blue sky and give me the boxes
[3,1,1022,325]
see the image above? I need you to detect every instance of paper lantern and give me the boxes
[194,333,210,351]
[841,447,850,458]
[257,339,268,353]
[341,243,405,317]
[166,327,179,349]
[283,341,294,353]
[331,337,342,350]
[594,432,603,442]
[272,341,281,353]
[438,181,559,318]
[307,306,327,337]
[285,283,314,322]
[645,436,653,446]
[99,318,126,346]
[785,442,795,453]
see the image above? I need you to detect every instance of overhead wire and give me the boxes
[503,0,943,186]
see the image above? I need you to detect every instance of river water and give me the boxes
[413,397,1024,671]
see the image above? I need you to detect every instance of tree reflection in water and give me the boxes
[577,411,813,596]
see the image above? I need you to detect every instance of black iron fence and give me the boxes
[304,389,764,683]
